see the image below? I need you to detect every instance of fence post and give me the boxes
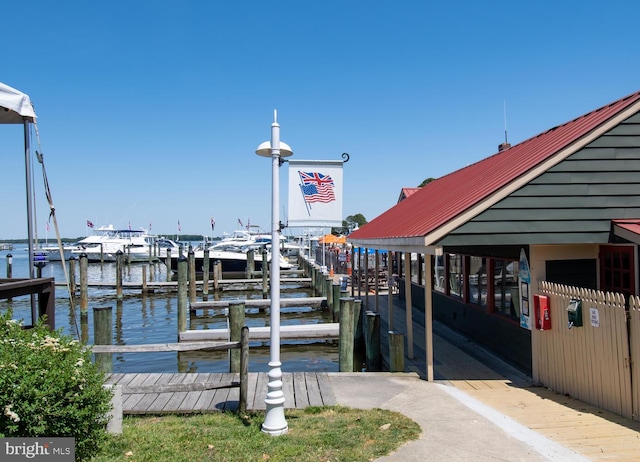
[339,297,355,372]
[93,306,113,373]
[229,301,246,373]
[177,255,188,336]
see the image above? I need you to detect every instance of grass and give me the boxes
[90,406,421,462]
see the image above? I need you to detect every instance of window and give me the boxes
[469,256,487,308]
[600,245,635,301]
[448,254,464,300]
[493,259,519,319]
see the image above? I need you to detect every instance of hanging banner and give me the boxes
[288,159,343,227]
[519,248,532,330]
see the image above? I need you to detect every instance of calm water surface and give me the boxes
[0,245,338,373]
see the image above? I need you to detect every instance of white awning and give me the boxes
[0,81,36,123]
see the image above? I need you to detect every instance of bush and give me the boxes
[0,310,113,461]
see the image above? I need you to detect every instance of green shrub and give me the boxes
[0,310,113,461]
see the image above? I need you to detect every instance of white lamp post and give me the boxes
[256,109,293,436]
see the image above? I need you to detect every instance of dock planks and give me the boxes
[105,371,336,414]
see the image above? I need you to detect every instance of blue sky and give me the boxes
[1,1,639,240]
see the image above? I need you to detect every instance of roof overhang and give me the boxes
[612,220,640,245]
[348,236,439,254]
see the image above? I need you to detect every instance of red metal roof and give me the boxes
[349,91,640,243]
[398,187,420,202]
[612,219,640,236]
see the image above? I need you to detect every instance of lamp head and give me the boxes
[255,141,293,158]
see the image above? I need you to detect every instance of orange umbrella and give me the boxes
[319,234,346,245]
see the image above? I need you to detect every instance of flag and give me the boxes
[178,220,181,232]
[46,222,50,232]
[238,218,243,228]
[128,221,132,231]
[211,217,215,231]
[299,171,336,203]
[149,222,152,231]
[87,220,94,228]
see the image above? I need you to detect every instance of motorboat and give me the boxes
[165,243,293,277]
[70,226,157,262]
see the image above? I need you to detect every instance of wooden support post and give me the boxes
[246,250,255,279]
[213,260,220,291]
[203,248,210,297]
[389,332,405,372]
[80,253,88,316]
[374,249,380,313]
[142,266,147,294]
[404,252,414,359]
[425,253,434,382]
[365,311,381,371]
[93,306,113,373]
[363,248,369,309]
[188,248,196,303]
[331,282,341,320]
[165,248,172,282]
[68,256,76,296]
[339,297,355,372]
[239,325,249,413]
[262,248,268,299]
[229,301,246,373]
[177,256,188,336]
[115,250,123,300]
[354,298,363,345]
[388,284,394,331]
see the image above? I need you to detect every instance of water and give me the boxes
[0,245,338,373]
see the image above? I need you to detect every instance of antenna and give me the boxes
[503,100,509,144]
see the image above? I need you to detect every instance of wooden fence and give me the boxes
[533,282,634,419]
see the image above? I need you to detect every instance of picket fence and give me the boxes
[534,281,640,420]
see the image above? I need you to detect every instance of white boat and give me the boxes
[70,226,157,262]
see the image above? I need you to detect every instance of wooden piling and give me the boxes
[188,248,196,303]
[213,260,220,291]
[177,256,188,336]
[165,248,172,282]
[80,253,88,316]
[239,325,249,413]
[229,301,245,373]
[365,311,381,371]
[331,282,340,320]
[202,248,210,296]
[354,299,363,345]
[339,297,355,372]
[246,250,255,279]
[261,249,268,299]
[5,254,11,301]
[115,251,123,300]
[68,257,76,296]
[93,306,113,373]
[389,332,405,372]
[142,266,147,294]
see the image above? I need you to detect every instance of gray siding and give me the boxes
[440,112,640,246]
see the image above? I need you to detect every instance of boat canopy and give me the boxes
[0,82,36,123]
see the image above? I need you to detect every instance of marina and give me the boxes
[0,244,340,374]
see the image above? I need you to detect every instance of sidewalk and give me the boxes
[328,372,586,461]
[329,280,640,461]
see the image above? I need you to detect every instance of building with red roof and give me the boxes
[349,90,640,380]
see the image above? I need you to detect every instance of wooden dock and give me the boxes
[105,372,336,414]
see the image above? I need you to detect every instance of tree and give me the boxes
[331,214,367,234]
[418,177,436,187]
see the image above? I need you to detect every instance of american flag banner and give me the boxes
[288,159,343,227]
[299,171,336,203]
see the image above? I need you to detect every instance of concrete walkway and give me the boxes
[332,281,640,461]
